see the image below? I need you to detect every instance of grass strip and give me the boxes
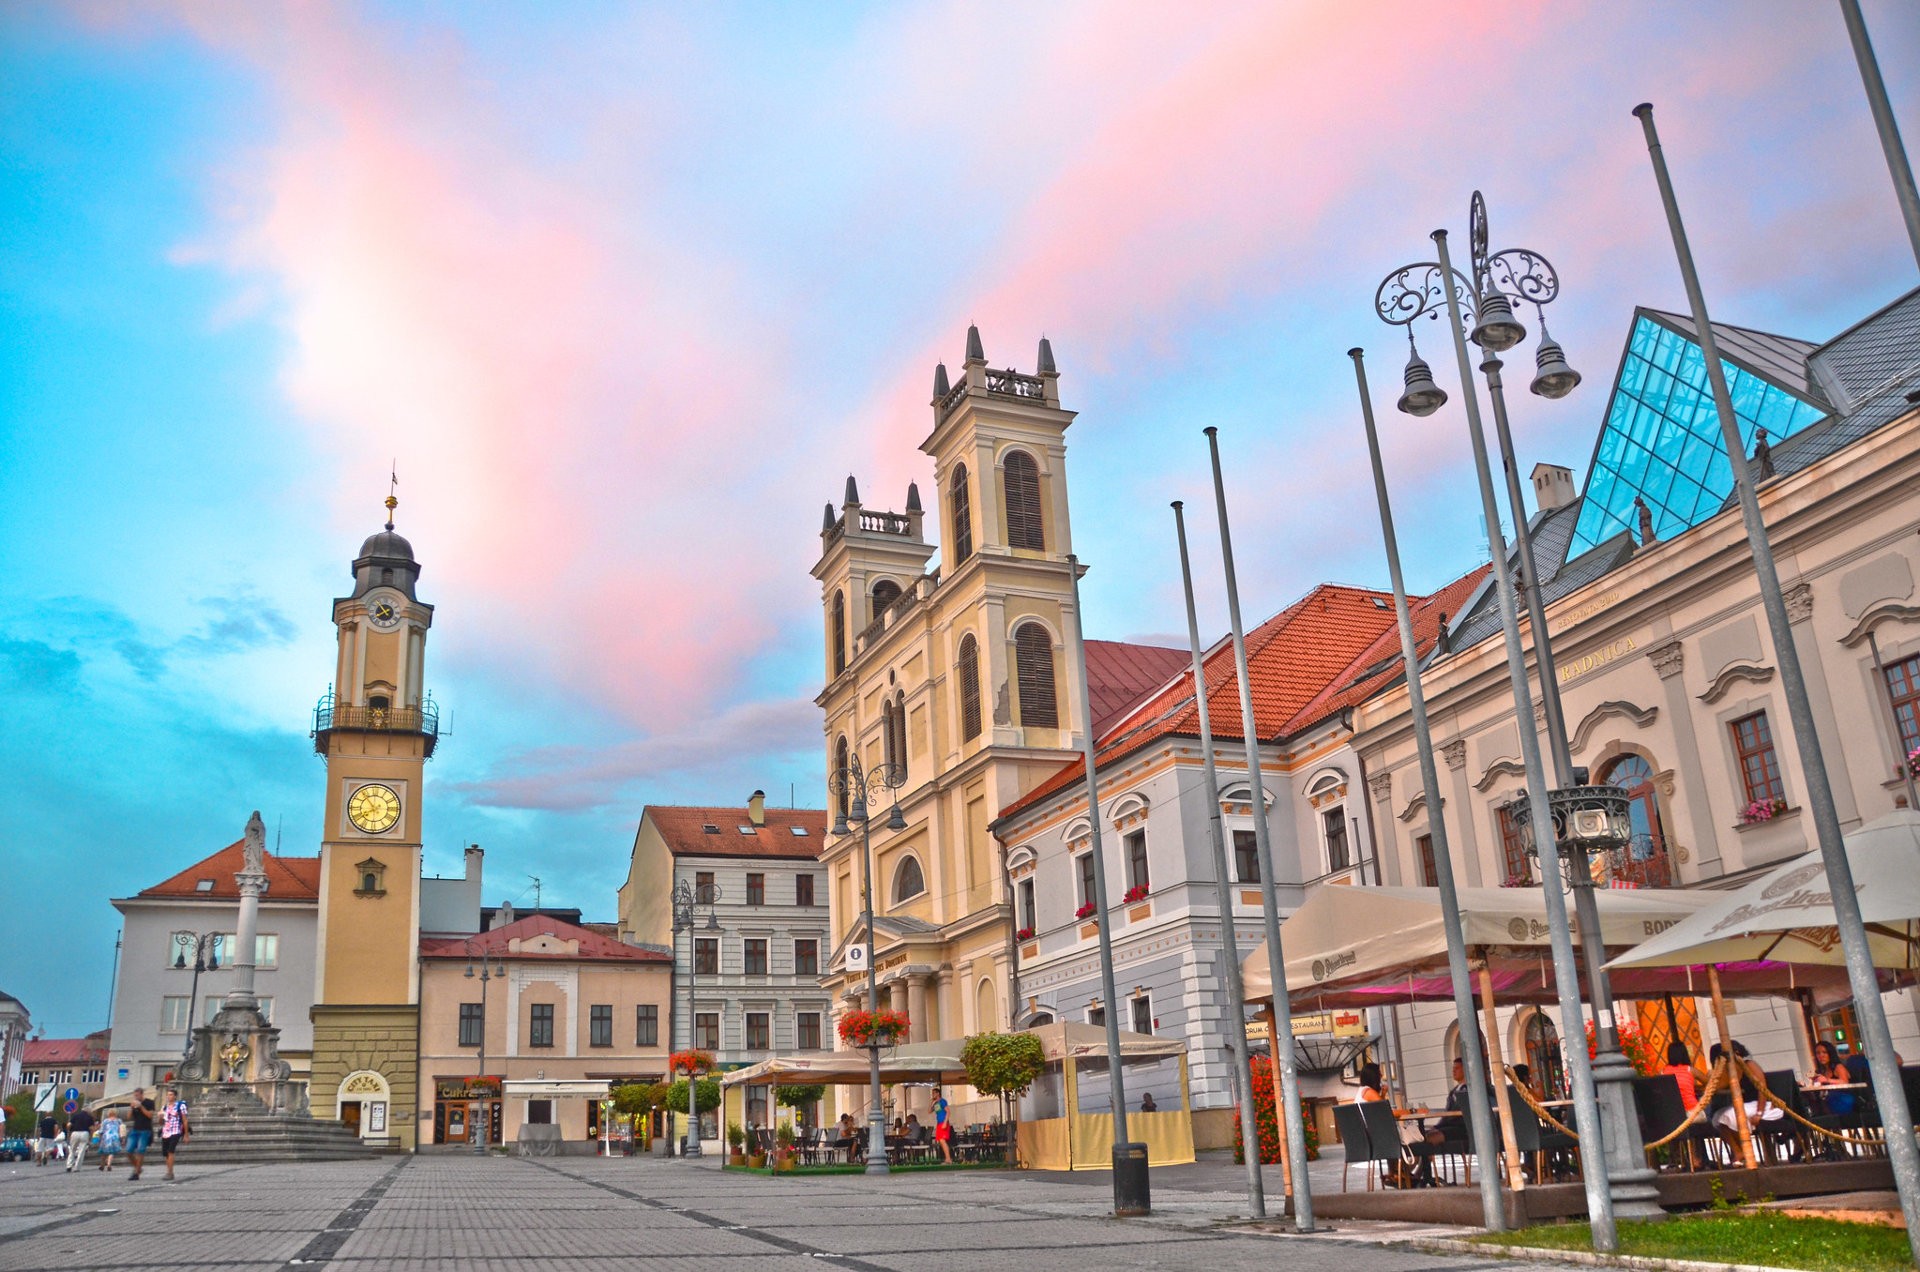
[1474,1212,1909,1272]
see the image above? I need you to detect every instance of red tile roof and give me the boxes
[997,584,1406,824]
[135,840,321,902]
[1281,565,1491,735]
[642,805,827,860]
[420,913,671,963]
[24,1035,107,1066]
[1085,640,1191,734]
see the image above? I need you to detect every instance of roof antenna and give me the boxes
[528,875,542,910]
[385,463,399,530]
[275,815,283,856]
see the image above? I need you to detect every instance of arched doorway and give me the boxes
[1599,754,1672,886]
[338,1070,391,1140]
[1520,1012,1566,1100]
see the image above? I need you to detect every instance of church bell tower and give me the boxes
[307,489,438,1147]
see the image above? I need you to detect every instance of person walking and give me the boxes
[125,1088,154,1181]
[931,1089,952,1164]
[96,1107,125,1172]
[34,1113,59,1166]
[64,1106,96,1172]
[158,1088,190,1181]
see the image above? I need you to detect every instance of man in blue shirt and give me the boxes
[932,1089,952,1164]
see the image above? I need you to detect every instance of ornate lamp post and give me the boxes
[672,879,721,1158]
[172,931,220,1064]
[463,945,506,1155]
[1374,209,1647,1246]
[829,759,906,1176]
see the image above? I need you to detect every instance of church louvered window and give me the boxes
[957,634,982,741]
[950,465,973,564]
[831,590,846,675]
[1004,451,1044,550]
[871,579,901,625]
[834,735,850,818]
[1014,623,1057,728]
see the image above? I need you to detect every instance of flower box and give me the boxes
[1015,926,1035,941]
[837,1008,910,1047]
[1122,884,1149,904]
[669,1049,715,1075]
[1074,902,1096,920]
[1907,745,1920,780]
[1739,797,1790,826]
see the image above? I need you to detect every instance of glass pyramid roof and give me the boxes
[1568,313,1827,557]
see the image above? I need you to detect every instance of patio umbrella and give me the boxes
[1606,810,1920,979]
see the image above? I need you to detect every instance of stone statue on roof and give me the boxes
[243,810,267,877]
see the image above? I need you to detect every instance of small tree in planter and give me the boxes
[962,1031,1047,1166]
[773,1122,798,1171]
[838,1009,910,1048]
[727,1120,748,1165]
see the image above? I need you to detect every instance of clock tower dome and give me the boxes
[307,491,439,1148]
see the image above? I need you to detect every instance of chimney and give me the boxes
[748,789,766,826]
[1531,463,1576,513]
[464,843,483,880]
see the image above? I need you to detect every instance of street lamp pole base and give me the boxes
[1592,1049,1664,1221]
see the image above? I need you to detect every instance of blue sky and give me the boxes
[2,0,1917,1036]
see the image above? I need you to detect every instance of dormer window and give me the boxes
[195,880,214,892]
[702,824,721,835]
[354,857,388,897]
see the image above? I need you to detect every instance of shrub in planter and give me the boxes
[1232,1054,1319,1164]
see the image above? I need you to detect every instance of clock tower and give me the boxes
[307,493,439,1148]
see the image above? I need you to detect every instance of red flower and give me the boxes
[838,1009,910,1046]
[669,1049,714,1075]
[1075,902,1097,920]
[1123,884,1149,904]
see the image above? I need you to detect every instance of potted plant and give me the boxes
[727,1120,747,1167]
[1074,901,1096,920]
[1015,925,1035,941]
[773,1122,797,1172]
[838,1008,910,1048]
[1739,797,1789,825]
[1122,883,1149,904]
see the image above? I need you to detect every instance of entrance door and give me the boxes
[341,1101,362,1135]
[446,1103,469,1143]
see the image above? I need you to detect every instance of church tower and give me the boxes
[307,491,438,1148]
[812,327,1084,1091]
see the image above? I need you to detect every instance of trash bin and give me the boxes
[1112,1142,1151,1216]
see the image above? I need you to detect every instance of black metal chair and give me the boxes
[1756,1070,1806,1163]
[1503,1087,1577,1182]
[1359,1100,1438,1187]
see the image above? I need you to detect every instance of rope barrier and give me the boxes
[1749,1072,1886,1148]
[1500,1065,1580,1140]
[1639,1058,1727,1150]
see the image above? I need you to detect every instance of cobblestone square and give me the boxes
[0,1154,1574,1272]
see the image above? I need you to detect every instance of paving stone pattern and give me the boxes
[0,1153,1571,1272]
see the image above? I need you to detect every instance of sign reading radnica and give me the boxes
[1557,634,1638,684]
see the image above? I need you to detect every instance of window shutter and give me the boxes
[1015,623,1058,728]
[958,635,982,740]
[831,591,846,675]
[951,466,973,563]
[1004,452,1044,550]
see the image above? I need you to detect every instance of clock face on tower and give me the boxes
[347,782,403,835]
[367,597,402,631]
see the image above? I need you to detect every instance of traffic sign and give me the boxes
[63,1100,77,1115]
[63,1087,80,1103]
[845,943,870,973]
[32,1084,53,1113]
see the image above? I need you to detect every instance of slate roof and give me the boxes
[1084,639,1191,734]
[641,805,828,861]
[133,841,321,903]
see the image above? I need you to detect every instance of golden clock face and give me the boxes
[347,783,402,834]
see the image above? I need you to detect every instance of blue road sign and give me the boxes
[63,1087,79,1103]
[63,1100,77,1114]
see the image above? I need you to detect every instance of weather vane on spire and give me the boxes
[385,463,399,530]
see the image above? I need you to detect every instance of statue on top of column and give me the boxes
[243,810,267,877]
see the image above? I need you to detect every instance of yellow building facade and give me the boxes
[307,505,439,1147]
[813,329,1088,1103]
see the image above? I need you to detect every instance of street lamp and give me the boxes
[173,931,220,1063]
[671,880,722,1159]
[1374,217,1629,1249]
[463,946,506,1155]
[828,759,906,1176]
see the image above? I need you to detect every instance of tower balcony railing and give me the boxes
[311,697,442,758]
[983,367,1046,401]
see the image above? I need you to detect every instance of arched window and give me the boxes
[976,977,997,1033]
[833,736,850,818]
[892,856,926,903]
[830,591,846,676]
[1004,451,1044,550]
[950,465,973,564]
[1600,753,1671,886]
[1014,622,1057,728]
[871,579,901,624]
[957,634,982,741]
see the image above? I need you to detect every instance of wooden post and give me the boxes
[1478,962,1525,1193]
[1262,1005,1294,1201]
[1707,965,1757,1170]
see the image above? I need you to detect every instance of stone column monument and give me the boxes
[181,811,294,1106]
